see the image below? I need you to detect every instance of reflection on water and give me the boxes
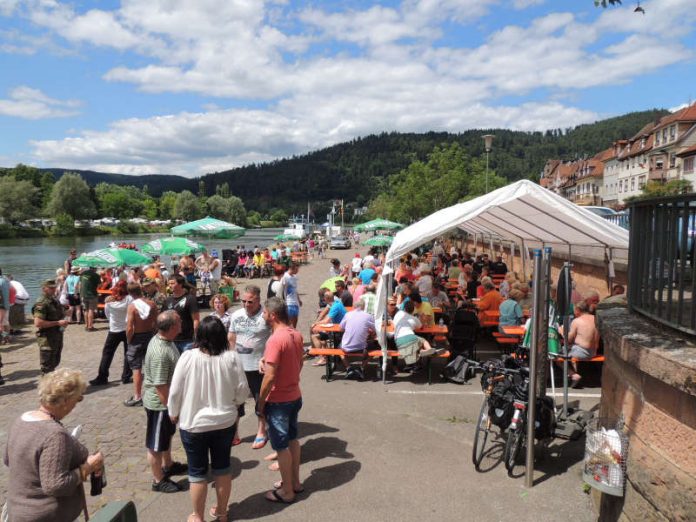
[0,229,283,302]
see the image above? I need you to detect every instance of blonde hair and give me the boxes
[212,293,231,310]
[508,289,524,301]
[38,368,86,407]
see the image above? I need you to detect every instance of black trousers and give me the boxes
[96,331,132,382]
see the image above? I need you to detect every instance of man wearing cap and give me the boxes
[143,278,165,313]
[33,279,69,374]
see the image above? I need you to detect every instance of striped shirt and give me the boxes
[361,292,377,315]
[143,334,180,411]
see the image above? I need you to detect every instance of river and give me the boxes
[0,229,284,302]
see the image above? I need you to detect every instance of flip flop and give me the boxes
[252,436,268,450]
[265,489,294,504]
[273,480,305,493]
[311,358,327,367]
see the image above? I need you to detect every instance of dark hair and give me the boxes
[403,300,415,314]
[410,292,423,304]
[127,283,143,297]
[195,316,229,356]
[265,297,289,324]
[169,273,187,286]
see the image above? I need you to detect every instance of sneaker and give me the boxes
[420,347,436,357]
[123,396,143,407]
[162,461,188,477]
[152,478,182,493]
[121,377,133,384]
[89,378,108,387]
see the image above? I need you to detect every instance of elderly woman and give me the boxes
[498,272,518,299]
[210,293,233,330]
[4,369,104,522]
[498,289,524,334]
[168,316,250,522]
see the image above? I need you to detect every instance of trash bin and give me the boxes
[583,417,628,496]
[220,286,235,303]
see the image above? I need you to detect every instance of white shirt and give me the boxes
[228,306,271,371]
[351,257,363,273]
[105,297,132,332]
[393,310,421,340]
[210,258,222,280]
[167,349,250,433]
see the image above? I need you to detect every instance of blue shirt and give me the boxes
[499,299,523,327]
[358,268,376,285]
[328,297,347,324]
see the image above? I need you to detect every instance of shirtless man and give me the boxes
[565,300,600,387]
[124,283,158,407]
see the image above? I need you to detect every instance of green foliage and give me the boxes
[159,191,178,220]
[205,194,247,225]
[0,176,40,222]
[45,173,96,220]
[142,198,158,220]
[630,179,693,200]
[115,220,140,234]
[595,0,621,6]
[51,213,76,236]
[174,190,203,221]
[95,183,145,219]
[247,210,261,227]
[269,208,288,225]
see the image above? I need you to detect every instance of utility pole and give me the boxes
[482,134,495,193]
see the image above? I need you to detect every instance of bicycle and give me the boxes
[471,359,524,471]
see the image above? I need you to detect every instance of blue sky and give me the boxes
[0,0,694,177]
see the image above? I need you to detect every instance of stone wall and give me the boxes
[595,306,696,522]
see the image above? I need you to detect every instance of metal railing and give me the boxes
[603,212,629,230]
[628,194,696,336]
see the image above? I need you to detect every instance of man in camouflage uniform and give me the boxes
[142,278,166,313]
[33,279,69,374]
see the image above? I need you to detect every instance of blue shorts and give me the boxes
[265,398,302,451]
[174,340,194,353]
[287,304,300,318]
[179,424,235,482]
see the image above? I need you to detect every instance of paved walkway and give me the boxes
[0,246,600,521]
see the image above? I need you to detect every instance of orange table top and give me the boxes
[501,325,526,336]
[316,323,448,335]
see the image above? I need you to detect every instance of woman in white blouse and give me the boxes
[168,316,250,522]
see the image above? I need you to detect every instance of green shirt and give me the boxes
[33,295,64,324]
[142,335,180,411]
[79,269,100,298]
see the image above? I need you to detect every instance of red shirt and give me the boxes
[264,326,304,403]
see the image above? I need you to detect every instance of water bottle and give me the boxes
[438,318,444,327]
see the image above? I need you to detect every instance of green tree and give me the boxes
[45,173,96,219]
[227,196,247,226]
[631,179,693,200]
[0,176,39,222]
[40,171,55,209]
[462,169,508,201]
[174,190,202,221]
[159,191,178,220]
[52,213,75,236]
[95,183,144,219]
[269,208,288,225]
[142,198,158,220]
[247,210,261,227]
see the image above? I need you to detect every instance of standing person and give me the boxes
[33,279,69,375]
[210,293,233,330]
[142,311,188,493]
[164,274,200,353]
[64,248,77,275]
[89,281,132,387]
[0,268,10,347]
[65,267,82,324]
[124,283,158,407]
[266,264,285,299]
[280,262,302,328]
[209,250,222,294]
[168,317,250,522]
[258,297,304,504]
[142,277,166,313]
[79,265,101,332]
[228,285,272,450]
[3,369,104,522]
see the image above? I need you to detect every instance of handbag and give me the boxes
[443,355,474,384]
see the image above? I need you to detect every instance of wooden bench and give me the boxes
[552,355,605,364]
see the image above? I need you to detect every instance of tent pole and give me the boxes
[510,242,515,274]
[521,240,528,282]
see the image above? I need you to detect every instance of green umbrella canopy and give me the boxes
[141,237,207,256]
[363,235,394,247]
[319,276,345,293]
[274,233,299,241]
[354,218,404,232]
[171,216,246,239]
[73,248,152,268]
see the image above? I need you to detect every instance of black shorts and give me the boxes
[127,332,154,370]
[244,370,263,402]
[68,294,81,306]
[145,408,176,452]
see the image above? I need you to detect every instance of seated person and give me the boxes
[448,260,461,281]
[358,261,376,286]
[415,266,433,298]
[498,289,524,335]
[517,283,533,310]
[429,284,450,310]
[334,279,353,307]
[477,280,504,323]
[498,272,518,299]
[329,259,342,277]
[392,301,436,369]
[562,300,600,388]
[599,284,627,306]
[338,299,376,377]
[310,289,347,366]
[584,289,601,314]
[410,292,434,326]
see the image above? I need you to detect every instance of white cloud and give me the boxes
[0,86,80,119]
[512,0,545,9]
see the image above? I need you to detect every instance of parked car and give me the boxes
[330,235,352,249]
[582,206,617,218]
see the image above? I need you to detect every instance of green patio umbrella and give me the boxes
[354,218,404,232]
[141,237,207,256]
[171,216,246,239]
[363,235,394,247]
[73,248,152,268]
[274,233,299,241]
[319,276,345,293]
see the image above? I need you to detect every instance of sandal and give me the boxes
[311,357,327,367]
[209,506,228,521]
[273,480,305,493]
[265,489,294,504]
[252,436,268,450]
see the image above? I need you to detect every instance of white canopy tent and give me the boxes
[374,180,629,354]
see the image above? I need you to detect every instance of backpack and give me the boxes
[443,355,475,384]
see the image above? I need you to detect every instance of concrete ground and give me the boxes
[0,245,600,521]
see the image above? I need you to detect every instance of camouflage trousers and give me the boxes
[38,331,64,374]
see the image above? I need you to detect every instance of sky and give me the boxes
[0,0,695,178]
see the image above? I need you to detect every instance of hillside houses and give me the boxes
[541,103,696,208]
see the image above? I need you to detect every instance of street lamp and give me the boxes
[482,134,495,193]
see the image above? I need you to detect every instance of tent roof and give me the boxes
[385,180,628,264]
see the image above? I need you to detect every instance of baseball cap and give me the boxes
[42,279,57,288]
[142,277,156,285]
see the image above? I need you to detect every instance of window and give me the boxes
[656,133,660,146]
[685,157,695,174]
[640,138,646,149]
[663,129,668,142]
[631,178,635,191]
[639,176,646,189]
[670,125,676,140]
[670,154,676,168]
[656,158,664,169]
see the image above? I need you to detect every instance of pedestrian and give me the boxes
[142,310,188,493]
[228,285,271,450]
[168,316,250,522]
[89,280,132,387]
[80,266,101,332]
[258,297,304,503]
[0,268,9,347]
[65,266,82,324]
[123,283,158,407]
[280,262,302,329]
[164,274,200,353]
[32,279,69,375]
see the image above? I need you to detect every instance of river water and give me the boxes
[0,229,283,302]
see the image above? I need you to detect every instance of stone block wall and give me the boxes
[595,306,696,522]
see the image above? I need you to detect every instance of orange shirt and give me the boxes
[477,289,504,320]
[144,267,162,281]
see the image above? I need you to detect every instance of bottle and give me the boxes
[438,318,444,327]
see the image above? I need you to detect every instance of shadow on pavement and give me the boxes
[532,436,586,486]
[301,436,354,464]
[227,460,362,519]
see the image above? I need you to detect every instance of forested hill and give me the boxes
[41,168,196,196]
[201,108,668,212]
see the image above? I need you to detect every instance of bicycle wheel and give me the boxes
[504,427,525,475]
[472,398,490,469]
